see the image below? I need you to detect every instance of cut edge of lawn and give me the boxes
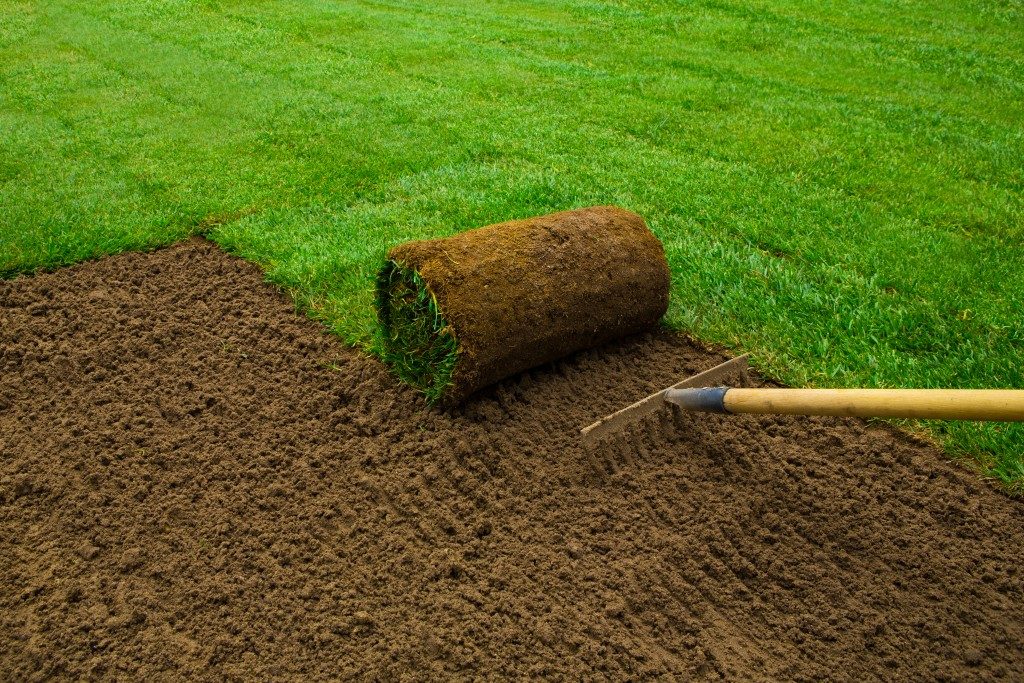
[271,251,1024,497]
[2,233,1020,496]
[0,208,261,280]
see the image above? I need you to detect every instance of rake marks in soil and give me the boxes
[1,238,1022,680]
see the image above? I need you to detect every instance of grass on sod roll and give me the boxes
[1,0,1021,488]
[375,261,459,405]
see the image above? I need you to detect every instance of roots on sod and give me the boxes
[375,260,458,405]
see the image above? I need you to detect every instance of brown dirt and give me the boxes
[383,206,669,403]
[2,238,1023,681]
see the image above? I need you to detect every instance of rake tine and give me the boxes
[579,354,750,446]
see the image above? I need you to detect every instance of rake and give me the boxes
[581,355,1024,445]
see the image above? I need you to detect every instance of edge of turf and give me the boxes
[4,239,1019,496]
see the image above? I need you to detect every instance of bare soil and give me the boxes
[2,238,1022,681]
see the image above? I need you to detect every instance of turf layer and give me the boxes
[1,0,1021,486]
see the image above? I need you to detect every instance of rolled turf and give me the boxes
[376,206,670,404]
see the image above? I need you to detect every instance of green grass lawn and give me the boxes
[2,0,1022,486]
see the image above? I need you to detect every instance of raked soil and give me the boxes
[2,238,1022,681]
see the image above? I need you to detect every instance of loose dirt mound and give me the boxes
[2,239,1022,680]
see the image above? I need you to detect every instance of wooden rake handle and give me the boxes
[665,388,1024,421]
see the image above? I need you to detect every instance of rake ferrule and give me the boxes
[664,387,730,413]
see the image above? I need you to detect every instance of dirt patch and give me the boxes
[381,206,669,403]
[2,238,1022,680]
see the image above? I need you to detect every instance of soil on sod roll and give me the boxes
[378,206,670,404]
[3,239,1024,680]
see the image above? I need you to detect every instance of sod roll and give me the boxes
[377,206,670,404]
